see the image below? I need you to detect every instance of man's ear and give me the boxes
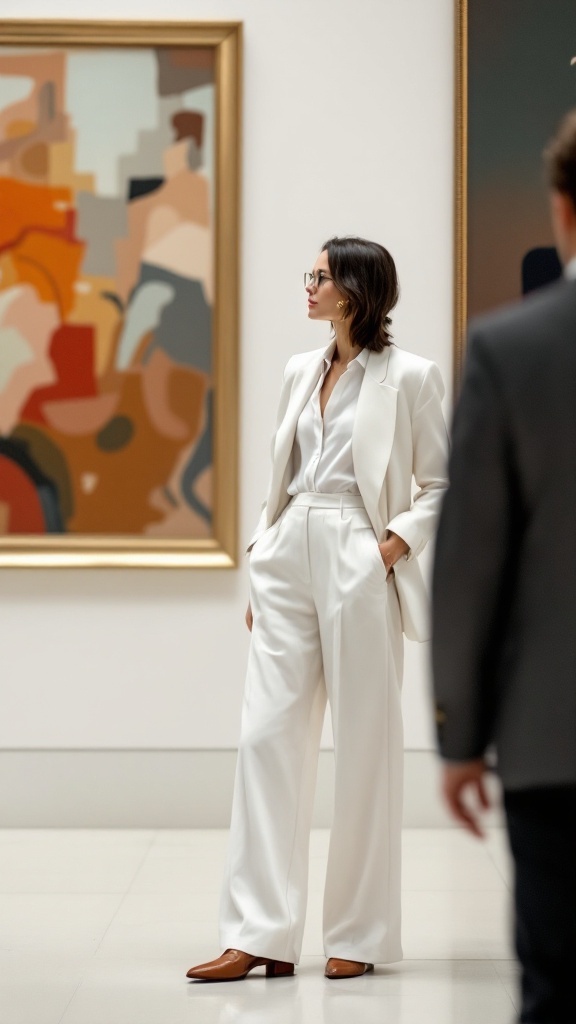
[551,190,574,230]
[550,189,576,262]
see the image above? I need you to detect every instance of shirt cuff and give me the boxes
[385,512,425,560]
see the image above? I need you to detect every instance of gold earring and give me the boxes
[336,300,345,309]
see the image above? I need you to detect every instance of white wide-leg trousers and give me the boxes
[220,493,404,966]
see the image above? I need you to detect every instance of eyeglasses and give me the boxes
[303,271,334,288]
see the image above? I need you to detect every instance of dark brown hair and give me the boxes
[544,109,576,209]
[322,236,399,352]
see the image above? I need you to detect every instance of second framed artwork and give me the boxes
[454,0,576,387]
[0,20,241,567]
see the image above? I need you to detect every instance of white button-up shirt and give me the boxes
[288,342,369,495]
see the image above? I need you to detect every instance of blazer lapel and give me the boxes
[353,347,398,538]
[267,347,329,520]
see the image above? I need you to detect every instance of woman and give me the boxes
[187,236,448,982]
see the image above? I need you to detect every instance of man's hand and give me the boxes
[441,759,491,838]
[378,531,410,576]
[245,602,253,632]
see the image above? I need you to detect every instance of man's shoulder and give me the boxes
[470,278,576,352]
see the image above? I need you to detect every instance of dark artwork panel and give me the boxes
[468,0,576,316]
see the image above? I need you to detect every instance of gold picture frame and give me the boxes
[0,20,241,568]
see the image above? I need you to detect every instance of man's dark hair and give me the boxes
[322,236,399,353]
[544,109,576,209]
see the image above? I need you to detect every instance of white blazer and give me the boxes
[248,343,449,642]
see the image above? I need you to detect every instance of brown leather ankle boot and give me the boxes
[186,948,295,982]
[325,958,374,979]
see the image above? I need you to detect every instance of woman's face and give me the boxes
[305,249,347,321]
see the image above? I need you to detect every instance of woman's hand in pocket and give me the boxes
[378,532,410,577]
[245,602,253,632]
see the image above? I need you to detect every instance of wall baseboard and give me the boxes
[0,750,503,828]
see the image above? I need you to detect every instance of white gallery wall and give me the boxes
[0,0,461,825]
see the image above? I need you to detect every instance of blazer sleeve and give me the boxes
[246,356,298,552]
[386,361,449,559]
[431,331,515,761]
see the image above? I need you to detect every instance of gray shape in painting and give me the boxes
[76,193,128,276]
[115,280,175,370]
[137,263,212,374]
[181,388,213,524]
[97,416,134,452]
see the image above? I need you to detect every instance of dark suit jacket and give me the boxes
[432,278,576,790]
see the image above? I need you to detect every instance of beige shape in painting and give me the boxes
[0,326,33,390]
[162,167,210,227]
[162,138,192,178]
[0,284,58,434]
[115,163,210,302]
[144,497,212,539]
[43,393,120,435]
[0,53,69,181]
[49,138,95,192]
[80,472,99,495]
[142,203,181,247]
[143,221,213,303]
[145,473,212,539]
[144,400,212,540]
[141,347,190,440]
[0,51,66,137]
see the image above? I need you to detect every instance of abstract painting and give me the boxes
[454,0,576,385]
[0,21,240,566]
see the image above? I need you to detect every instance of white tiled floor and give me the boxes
[0,828,519,1024]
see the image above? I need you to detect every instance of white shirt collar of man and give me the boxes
[564,253,576,280]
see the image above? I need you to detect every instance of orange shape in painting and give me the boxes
[0,177,71,250]
[0,178,83,316]
[5,118,36,139]
[45,367,206,535]
[12,230,83,316]
[0,456,45,533]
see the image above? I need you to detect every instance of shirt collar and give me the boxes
[322,342,369,370]
[564,254,576,280]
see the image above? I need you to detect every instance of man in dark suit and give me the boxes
[432,110,576,1024]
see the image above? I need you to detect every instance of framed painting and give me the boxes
[0,20,241,567]
[454,0,576,388]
